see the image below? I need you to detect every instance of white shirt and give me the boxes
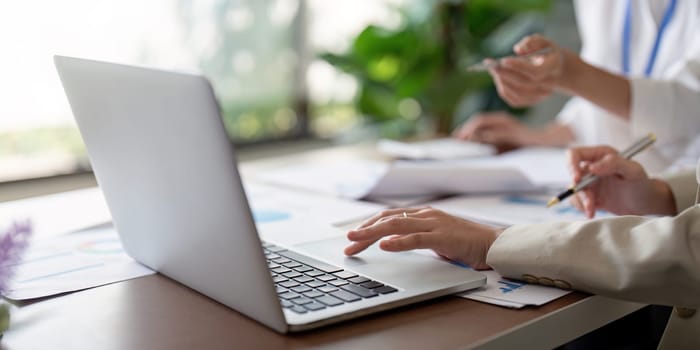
[559,0,700,174]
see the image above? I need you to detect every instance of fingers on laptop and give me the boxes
[346,207,438,256]
[353,207,429,230]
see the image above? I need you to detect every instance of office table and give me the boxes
[4,275,643,349]
[2,143,645,349]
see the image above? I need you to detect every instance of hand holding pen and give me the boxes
[466,34,566,108]
[548,133,656,204]
[547,134,677,219]
[466,47,554,72]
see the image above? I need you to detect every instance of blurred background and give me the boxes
[0,0,579,183]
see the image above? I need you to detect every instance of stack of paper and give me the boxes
[364,160,534,198]
[260,147,572,201]
[452,147,571,188]
[377,138,496,160]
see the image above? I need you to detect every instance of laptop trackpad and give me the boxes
[293,236,461,290]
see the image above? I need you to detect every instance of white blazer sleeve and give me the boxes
[487,205,700,308]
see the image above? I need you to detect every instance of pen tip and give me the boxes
[546,197,559,208]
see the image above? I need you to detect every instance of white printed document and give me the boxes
[5,225,154,300]
[0,187,112,239]
[377,138,496,160]
[458,270,570,308]
[258,161,389,199]
[260,147,571,201]
[244,183,386,245]
[427,194,611,226]
[413,251,570,308]
[363,160,534,198]
[452,147,570,188]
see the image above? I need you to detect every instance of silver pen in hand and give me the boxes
[546,133,657,207]
[466,47,554,72]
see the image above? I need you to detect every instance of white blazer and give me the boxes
[487,160,700,348]
[558,0,700,173]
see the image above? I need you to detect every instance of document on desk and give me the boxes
[258,160,389,199]
[259,147,571,201]
[0,187,112,239]
[458,270,571,308]
[377,138,496,160]
[411,250,570,308]
[4,225,154,300]
[427,194,612,226]
[364,160,535,198]
[244,183,386,245]
[450,147,571,188]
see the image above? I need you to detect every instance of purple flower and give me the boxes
[0,221,32,294]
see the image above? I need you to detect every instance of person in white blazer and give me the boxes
[454,0,700,174]
[344,148,700,349]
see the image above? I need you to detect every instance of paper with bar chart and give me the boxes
[458,270,571,308]
[4,225,154,300]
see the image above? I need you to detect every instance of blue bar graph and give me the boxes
[498,279,525,293]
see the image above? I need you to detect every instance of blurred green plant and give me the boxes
[320,0,552,138]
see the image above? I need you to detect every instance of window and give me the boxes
[0,0,313,182]
[3,0,555,183]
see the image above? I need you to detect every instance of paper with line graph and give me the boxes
[4,225,153,300]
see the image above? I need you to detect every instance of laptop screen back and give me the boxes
[54,56,287,332]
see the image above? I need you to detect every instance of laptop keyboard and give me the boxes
[263,242,398,314]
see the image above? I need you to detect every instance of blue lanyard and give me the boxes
[622,0,677,77]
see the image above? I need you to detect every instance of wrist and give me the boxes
[490,227,505,245]
[556,49,586,96]
[555,50,632,119]
[651,179,678,215]
[485,227,505,258]
[473,225,504,270]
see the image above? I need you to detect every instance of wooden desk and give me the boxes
[4,274,642,349]
[1,143,645,349]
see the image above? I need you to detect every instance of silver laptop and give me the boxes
[54,56,485,333]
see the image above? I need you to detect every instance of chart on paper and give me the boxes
[458,270,571,308]
[5,225,154,300]
[244,183,387,245]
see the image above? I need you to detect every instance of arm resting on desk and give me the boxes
[488,205,700,308]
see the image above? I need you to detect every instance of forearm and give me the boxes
[557,51,631,120]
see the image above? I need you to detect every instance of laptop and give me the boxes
[54,56,486,333]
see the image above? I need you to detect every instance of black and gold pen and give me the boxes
[546,133,657,207]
